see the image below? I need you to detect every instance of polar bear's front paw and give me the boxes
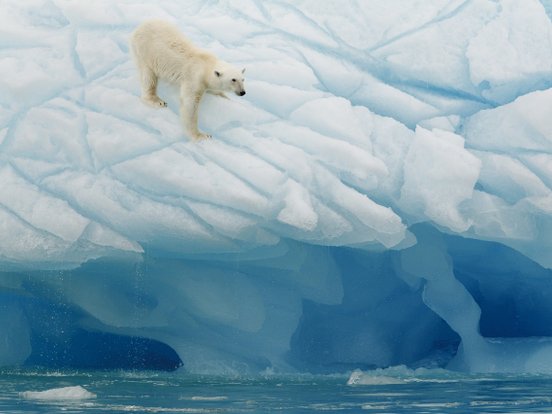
[142,96,167,108]
[193,132,212,141]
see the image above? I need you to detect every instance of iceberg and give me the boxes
[1,0,552,374]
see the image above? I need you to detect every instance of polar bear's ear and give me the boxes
[241,68,246,74]
[214,71,222,77]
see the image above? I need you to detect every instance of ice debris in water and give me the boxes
[347,366,463,386]
[20,386,96,401]
[1,0,552,374]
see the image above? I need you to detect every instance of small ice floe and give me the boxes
[347,366,464,386]
[20,385,96,400]
[347,369,404,385]
[190,396,228,401]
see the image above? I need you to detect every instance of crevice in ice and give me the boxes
[541,0,552,20]
[69,28,86,79]
[369,0,475,53]
[272,1,333,38]
[173,143,275,201]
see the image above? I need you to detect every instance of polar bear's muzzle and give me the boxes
[237,90,246,96]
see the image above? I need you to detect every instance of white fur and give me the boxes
[130,20,246,140]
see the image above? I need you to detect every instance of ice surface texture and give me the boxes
[1,0,552,374]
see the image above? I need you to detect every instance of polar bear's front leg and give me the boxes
[180,86,210,140]
[140,67,167,108]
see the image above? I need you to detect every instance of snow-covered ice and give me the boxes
[1,0,552,374]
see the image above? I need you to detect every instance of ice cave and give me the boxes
[1,0,552,375]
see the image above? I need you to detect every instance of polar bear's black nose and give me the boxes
[239,91,246,96]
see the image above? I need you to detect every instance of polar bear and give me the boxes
[130,20,246,140]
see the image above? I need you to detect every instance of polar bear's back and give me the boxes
[131,20,211,83]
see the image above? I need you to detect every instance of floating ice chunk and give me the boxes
[347,365,461,386]
[347,369,404,385]
[190,396,228,401]
[21,386,96,401]
[400,127,481,232]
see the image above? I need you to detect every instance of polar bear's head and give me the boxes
[213,66,246,96]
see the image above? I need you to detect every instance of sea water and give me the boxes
[2,368,552,413]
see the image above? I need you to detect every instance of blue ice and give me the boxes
[1,0,552,375]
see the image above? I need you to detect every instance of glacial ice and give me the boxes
[1,0,552,375]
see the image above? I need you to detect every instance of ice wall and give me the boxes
[1,0,552,374]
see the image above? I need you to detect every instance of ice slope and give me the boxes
[1,0,552,374]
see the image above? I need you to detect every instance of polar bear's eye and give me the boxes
[231,79,236,82]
